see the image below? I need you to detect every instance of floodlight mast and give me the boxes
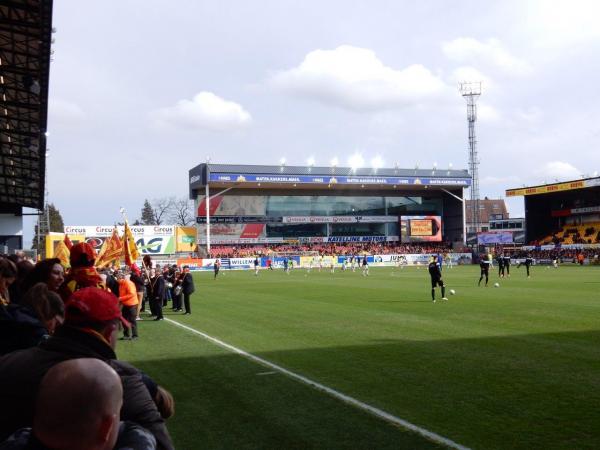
[459,81,482,237]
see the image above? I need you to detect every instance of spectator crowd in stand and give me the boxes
[0,244,178,450]
[506,247,599,263]
[208,242,460,258]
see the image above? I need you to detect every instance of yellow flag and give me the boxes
[123,221,139,266]
[95,237,108,263]
[96,228,124,268]
[54,240,71,268]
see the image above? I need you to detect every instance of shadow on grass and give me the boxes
[125,327,600,450]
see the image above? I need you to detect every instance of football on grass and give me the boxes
[450,289,456,295]
[494,282,500,287]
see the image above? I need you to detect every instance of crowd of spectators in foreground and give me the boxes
[208,242,459,258]
[0,245,179,450]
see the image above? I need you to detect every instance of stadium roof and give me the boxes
[506,176,600,197]
[0,0,53,210]
[190,163,471,195]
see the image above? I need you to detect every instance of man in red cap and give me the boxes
[0,287,174,450]
[59,242,105,301]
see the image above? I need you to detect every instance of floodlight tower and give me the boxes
[459,81,482,235]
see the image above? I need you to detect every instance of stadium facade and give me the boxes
[0,0,54,252]
[189,163,471,250]
[506,176,600,245]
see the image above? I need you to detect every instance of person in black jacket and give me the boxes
[172,267,183,312]
[0,287,174,450]
[149,269,165,321]
[181,266,195,315]
[104,268,119,298]
[0,283,64,356]
[129,265,145,321]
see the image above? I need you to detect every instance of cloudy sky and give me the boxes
[28,0,600,242]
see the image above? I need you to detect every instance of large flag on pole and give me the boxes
[64,234,73,250]
[96,228,123,268]
[95,237,108,263]
[123,221,139,266]
[54,240,71,268]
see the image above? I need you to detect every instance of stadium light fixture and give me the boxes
[348,153,364,173]
[330,157,339,168]
[307,157,315,167]
[280,157,286,166]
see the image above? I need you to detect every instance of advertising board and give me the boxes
[207,173,471,187]
[400,216,442,243]
[477,231,514,245]
[63,225,176,255]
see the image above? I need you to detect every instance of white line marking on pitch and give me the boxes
[165,318,471,450]
[256,371,278,376]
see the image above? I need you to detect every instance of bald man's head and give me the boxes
[34,358,123,450]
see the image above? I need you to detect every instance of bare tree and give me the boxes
[169,197,195,226]
[151,197,175,225]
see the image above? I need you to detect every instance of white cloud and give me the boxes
[523,0,600,48]
[270,45,449,111]
[151,92,251,131]
[535,161,580,180]
[477,102,501,122]
[516,107,543,123]
[442,38,532,75]
[481,175,520,186]
[48,98,85,124]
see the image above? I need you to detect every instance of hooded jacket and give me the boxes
[0,326,173,450]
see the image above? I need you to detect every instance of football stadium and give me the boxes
[1,2,600,450]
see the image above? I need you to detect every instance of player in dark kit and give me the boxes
[518,254,533,278]
[479,254,490,286]
[213,259,220,280]
[496,254,505,277]
[428,257,447,302]
[503,254,511,277]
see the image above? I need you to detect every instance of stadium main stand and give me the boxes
[208,242,458,258]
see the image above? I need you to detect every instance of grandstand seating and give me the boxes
[208,242,457,258]
[539,222,600,245]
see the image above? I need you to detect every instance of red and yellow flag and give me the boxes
[96,228,123,268]
[54,240,71,268]
[64,234,73,250]
[95,237,109,263]
[123,221,139,266]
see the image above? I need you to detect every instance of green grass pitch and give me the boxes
[118,265,600,450]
